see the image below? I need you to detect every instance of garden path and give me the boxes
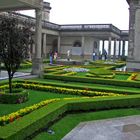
[0,70,37,80]
[62,115,140,140]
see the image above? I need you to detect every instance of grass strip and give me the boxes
[34,108,140,140]
[0,95,140,139]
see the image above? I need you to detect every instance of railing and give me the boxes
[110,24,121,34]
[60,24,122,35]
[121,30,129,35]
[42,20,60,30]
[0,12,60,30]
[0,12,129,36]
[84,24,110,29]
[60,24,111,31]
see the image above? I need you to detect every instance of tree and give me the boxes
[0,15,32,93]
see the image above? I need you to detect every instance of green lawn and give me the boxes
[33,108,140,140]
[30,78,140,93]
[17,68,32,73]
[75,72,87,77]
[76,72,129,80]
[0,90,79,116]
[114,74,129,80]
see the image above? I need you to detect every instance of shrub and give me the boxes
[127,73,138,81]
[0,98,58,126]
[0,89,29,104]
[135,75,140,81]
[89,68,113,75]
[14,83,121,97]
[43,74,140,88]
[0,95,140,140]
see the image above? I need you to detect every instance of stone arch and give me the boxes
[73,40,82,47]
[52,39,58,53]
[93,41,99,53]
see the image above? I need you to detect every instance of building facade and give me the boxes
[3,2,128,62]
[0,1,129,74]
[126,0,140,71]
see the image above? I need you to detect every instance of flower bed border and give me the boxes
[0,95,140,140]
[0,89,29,104]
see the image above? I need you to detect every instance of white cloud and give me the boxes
[21,0,129,30]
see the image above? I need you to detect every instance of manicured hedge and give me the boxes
[20,64,32,69]
[0,63,32,70]
[43,74,140,88]
[0,99,58,126]
[0,89,29,104]
[0,95,140,140]
[135,73,140,81]
[89,61,125,68]
[11,80,140,95]
[0,101,67,140]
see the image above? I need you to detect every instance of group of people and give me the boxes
[92,49,107,61]
[49,49,107,64]
[49,50,58,64]
[49,49,71,65]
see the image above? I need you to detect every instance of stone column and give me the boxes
[32,4,43,75]
[122,40,125,58]
[113,39,117,61]
[31,43,35,59]
[102,40,105,54]
[108,37,111,60]
[127,1,140,71]
[57,35,61,55]
[81,36,85,59]
[42,33,47,58]
[118,40,121,58]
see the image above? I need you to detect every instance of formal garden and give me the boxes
[1,60,140,140]
[0,15,140,140]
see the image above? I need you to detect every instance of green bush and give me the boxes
[10,79,140,95]
[0,95,140,140]
[43,74,140,88]
[14,82,120,97]
[134,73,140,81]
[20,64,32,69]
[89,68,113,75]
[86,73,115,79]
[0,98,58,126]
[89,60,125,68]
[0,89,29,104]
[0,62,32,70]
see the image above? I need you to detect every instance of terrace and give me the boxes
[0,12,128,37]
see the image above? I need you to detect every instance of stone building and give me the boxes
[1,2,128,62]
[0,0,129,74]
[126,0,140,71]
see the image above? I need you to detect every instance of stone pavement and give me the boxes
[0,70,37,80]
[62,115,140,140]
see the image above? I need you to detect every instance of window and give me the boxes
[73,41,81,47]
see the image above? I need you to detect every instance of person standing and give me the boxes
[92,52,96,61]
[67,50,70,61]
[49,50,53,64]
[103,49,107,60]
[54,51,58,60]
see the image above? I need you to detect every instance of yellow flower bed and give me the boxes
[0,98,59,126]
[61,72,77,76]
[127,73,138,81]
[20,83,122,97]
[0,95,125,126]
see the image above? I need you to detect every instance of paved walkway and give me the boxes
[0,70,37,80]
[62,115,140,140]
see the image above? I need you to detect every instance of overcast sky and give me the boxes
[21,0,129,30]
